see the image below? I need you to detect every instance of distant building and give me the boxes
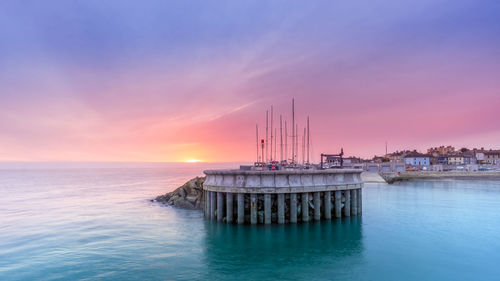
[404,152,431,167]
[462,151,476,165]
[474,149,500,165]
[427,146,455,156]
[447,155,464,165]
[386,151,409,163]
[437,156,448,165]
[372,156,389,163]
[344,157,362,164]
[484,151,500,165]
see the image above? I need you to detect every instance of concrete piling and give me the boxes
[334,190,342,218]
[250,194,257,224]
[351,189,357,216]
[302,192,309,222]
[358,188,362,214]
[313,192,321,221]
[277,193,285,224]
[324,191,331,220]
[210,191,216,220]
[344,190,351,217]
[217,192,224,221]
[290,193,297,223]
[264,194,272,224]
[237,193,245,224]
[204,190,208,217]
[226,192,233,223]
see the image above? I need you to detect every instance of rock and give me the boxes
[154,176,206,210]
[186,195,198,204]
[175,199,196,209]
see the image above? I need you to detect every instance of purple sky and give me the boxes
[1,0,499,162]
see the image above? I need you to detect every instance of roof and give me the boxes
[404,152,431,158]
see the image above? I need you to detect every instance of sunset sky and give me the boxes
[1,0,499,162]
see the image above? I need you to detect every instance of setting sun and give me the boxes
[186,159,201,163]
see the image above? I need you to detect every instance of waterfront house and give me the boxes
[474,149,500,165]
[404,152,431,168]
[484,151,500,165]
[386,151,409,163]
[462,151,476,165]
[437,155,449,165]
[447,155,464,165]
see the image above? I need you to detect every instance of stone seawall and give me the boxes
[381,171,500,184]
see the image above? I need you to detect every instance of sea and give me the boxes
[1,162,500,281]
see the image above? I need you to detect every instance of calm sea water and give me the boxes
[1,163,500,281]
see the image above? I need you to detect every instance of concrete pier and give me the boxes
[302,193,309,222]
[264,194,272,224]
[324,191,331,220]
[250,194,257,224]
[334,190,342,218]
[313,192,321,221]
[277,194,285,224]
[217,192,224,221]
[290,193,297,223]
[203,169,363,224]
[237,193,244,224]
[226,192,233,223]
[344,190,351,217]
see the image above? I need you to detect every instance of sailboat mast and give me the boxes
[280,115,283,162]
[307,116,310,164]
[302,128,306,165]
[295,124,298,165]
[270,106,273,162]
[285,121,288,162]
[292,99,295,163]
[256,124,259,162]
[274,128,277,161]
[266,110,268,163]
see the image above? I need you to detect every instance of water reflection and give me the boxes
[202,218,364,279]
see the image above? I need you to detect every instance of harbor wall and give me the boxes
[203,169,363,224]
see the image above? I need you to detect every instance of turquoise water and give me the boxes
[1,163,500,280]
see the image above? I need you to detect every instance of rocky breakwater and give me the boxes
[154,177,205,209]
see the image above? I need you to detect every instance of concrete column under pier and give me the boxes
[290,193,297,223]
[277,193,285,224]
[237,193,245,224]
[226,193,233,223]
[250,194,257,224]
[358,188,362,214]
[324,191,331,220]
[334,190,342,218]
[204,190,207,217]
[210,191,216,220]
[264,194,271,224]
[302,192,309,222]
[344,190,351,217]
[351,189,357,216]
[313,192,321,221]
[217,192,224,221]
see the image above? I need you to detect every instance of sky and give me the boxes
[1,0,499,162]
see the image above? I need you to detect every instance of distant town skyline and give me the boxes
[1,0,499,162]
